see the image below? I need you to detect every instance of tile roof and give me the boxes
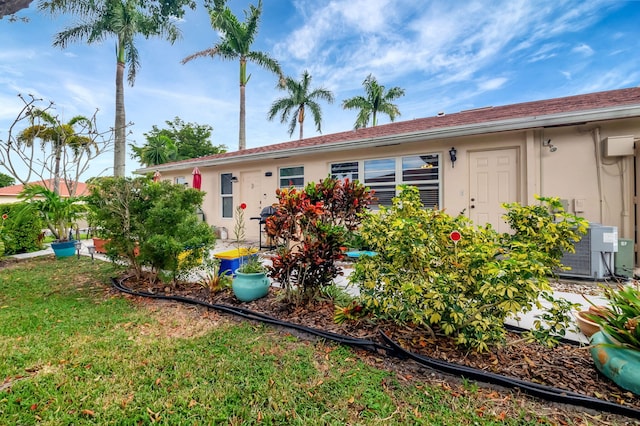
[0,179,88,197]
[144,86,640,171]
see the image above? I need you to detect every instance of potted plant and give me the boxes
[85,204,108,254]
[224,203,270,302]
[232,254,270,302]
[585,284,640,395]
[17,185,86,258]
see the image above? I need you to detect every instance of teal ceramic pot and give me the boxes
[232,271,270,302]
[51,240,76,258]
[590,331,640,395]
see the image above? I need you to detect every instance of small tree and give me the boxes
[350,185,587,352]
[266,177,375,304]
[87,176,216,284]
[130,117,226,166]
[0,94,112,195]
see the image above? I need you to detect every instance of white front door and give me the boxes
[469,148,519,233]
[239,171,263,239]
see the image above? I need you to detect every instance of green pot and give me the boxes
[590,331,640,395]
[232,270,270,302]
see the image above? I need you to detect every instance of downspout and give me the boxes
[539,130,545,199]
[592,127,604,223]
[618,159,627,236]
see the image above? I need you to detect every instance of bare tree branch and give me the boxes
[0,94,115,196]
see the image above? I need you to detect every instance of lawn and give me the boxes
[0,256,619,425]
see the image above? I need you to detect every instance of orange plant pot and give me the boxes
[575,311,600,338]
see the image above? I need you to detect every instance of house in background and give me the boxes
[0,179,88,204]
[135,87,640,266]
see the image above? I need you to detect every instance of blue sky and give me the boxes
[1,0,639,179]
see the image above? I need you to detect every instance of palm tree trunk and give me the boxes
[239,57,247,151]
[114,58,126,177]
[298,106,304,140]
[53,142,61,196]
[239,83,246,150]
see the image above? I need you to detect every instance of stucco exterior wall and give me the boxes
[157,117,640,245]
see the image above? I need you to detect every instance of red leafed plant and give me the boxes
[266,177,375,304]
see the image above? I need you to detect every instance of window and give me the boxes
[175,176,187,185]
[221,173,233,218]
[364,158,396,206]
[402,155,440,208]
[279,166,304,188]
[332,154,441,208]
[331,162,359,181]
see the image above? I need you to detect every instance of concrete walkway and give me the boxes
[9,238,609,344]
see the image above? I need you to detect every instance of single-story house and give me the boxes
[0,179,88,204]
[135,87,640,267]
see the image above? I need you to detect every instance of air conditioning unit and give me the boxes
[558,223,618,280]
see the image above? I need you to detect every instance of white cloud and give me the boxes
[477,77,508,91]
[578,68,640,94]
[572,43,594,56]
[0,48,38,61]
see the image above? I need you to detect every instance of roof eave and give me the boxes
[136,105,640,174]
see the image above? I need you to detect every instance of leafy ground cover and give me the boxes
[0,256,638,425]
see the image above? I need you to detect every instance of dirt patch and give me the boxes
[119,296,229,340]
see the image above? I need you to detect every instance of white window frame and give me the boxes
[220,173,233,218]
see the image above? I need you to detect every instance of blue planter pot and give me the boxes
[51,240,76,258]
[232,270,270,302]
[590,331,640,395]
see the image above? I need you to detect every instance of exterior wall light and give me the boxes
[449,147,457,168]
[543,139,558,152]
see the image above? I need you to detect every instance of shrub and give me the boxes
[0,203,44,255]
[86,177,216,284]
[266,177,375,304]
[350,185,587,352]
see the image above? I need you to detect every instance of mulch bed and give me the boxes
[117,273,640,425]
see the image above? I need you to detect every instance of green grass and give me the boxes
[0,257,559,425]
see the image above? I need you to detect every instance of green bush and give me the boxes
[86,177,216,284]
[350,185,587,352]
[0,203,44,255]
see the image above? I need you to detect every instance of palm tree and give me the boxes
[40,0,187,177]
[342,74,406,129]
[182,0,283,151]
[267,70,334,140]
[17,109,94,196]
[131,134,178,166]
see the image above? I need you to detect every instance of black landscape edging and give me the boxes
[112,277,640,420]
